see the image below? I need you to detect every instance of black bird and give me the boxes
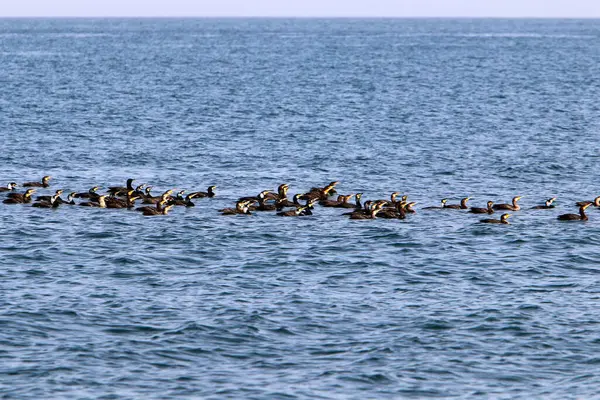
[265,184,288,201]
[140,186,153,200]
[339,193,363,209]
[136,200,167,213]
[376,192,401,207]
[189,185,217,198]
[108,178,135,196]
[531,197,556,209]
[171,190,187,202]
[32,192,63,208]
[444,197,470,209]
[337,193,363,210]
[493,196,522,211]
[558,203,591,221]
[142,189,174,205]
[320,194,351,207]
[79,195,108,208]
[239,190,271,203]
[172,193,201,207]
[32,200,61,209]
[4,189,36,204]
[277,205,310,217]
[480,213,511,224]
[250,193,277,211]
[404,202,417,213]
[23,176,51,188]
[143,204,174,216]
[242,191,275,211]
[349,204,384,220]
[423,199,448,209]
[58,192,77,205]
[220,201,252,215]
[377,202,407,219]
[106,192,140,209]
[300,181,339,202]
[0,182,18,192]
[133,184,146,198]
[342,200,373,217]
[300,199,318,215]
[105,190,135,208]
[36,189,64,203]
[470,201,494,214]
[74,186,101,199]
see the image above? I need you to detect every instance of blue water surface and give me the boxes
[1,18,600,399]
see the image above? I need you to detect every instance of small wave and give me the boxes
[102,324,165,335]
[387,32,594,39]
[0,51,81,57]
[50,33,116,38]
[453,33,594,39]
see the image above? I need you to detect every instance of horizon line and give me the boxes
[1,15,600,19]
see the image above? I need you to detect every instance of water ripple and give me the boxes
[1,17,600,400]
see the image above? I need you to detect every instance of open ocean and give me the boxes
[1,18,600,399]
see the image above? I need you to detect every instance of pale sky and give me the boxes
[1,0,599,18]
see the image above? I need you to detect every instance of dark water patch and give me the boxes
[82,231,118,239]
[102,325,165,335]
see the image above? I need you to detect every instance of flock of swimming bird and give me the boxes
[1,176,597,223]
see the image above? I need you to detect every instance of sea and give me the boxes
[1,18,600,399]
